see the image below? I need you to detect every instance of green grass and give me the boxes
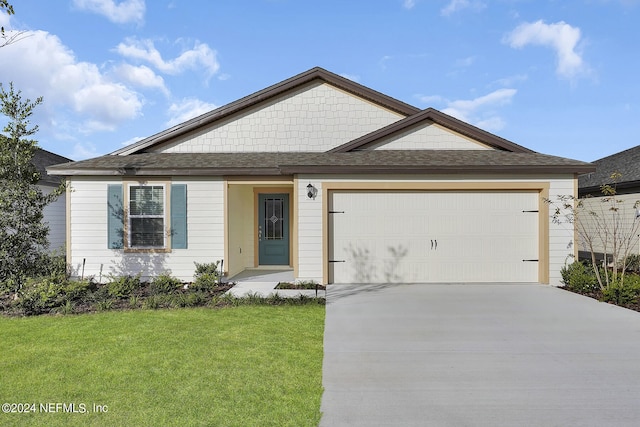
[0,306,325,426]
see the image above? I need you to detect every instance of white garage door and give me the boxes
[329,191,539,283]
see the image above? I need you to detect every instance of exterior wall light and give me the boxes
[307,183,318,200]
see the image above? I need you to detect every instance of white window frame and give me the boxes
[127,183,167,250]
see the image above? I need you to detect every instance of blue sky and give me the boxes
[0,0,639,162]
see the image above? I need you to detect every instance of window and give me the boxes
[107,183,187,251]
[129,185,165,248]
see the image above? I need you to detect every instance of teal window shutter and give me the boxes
[107,184,124,249]
[171,184,187,249]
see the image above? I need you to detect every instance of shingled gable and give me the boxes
[329,107,534,153]
[112,67,420,156]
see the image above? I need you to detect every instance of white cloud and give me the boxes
[121,136,145,146]
[416,94,446,104]
[339,73,360,82]
[504,20,587,79]
[0,30,144,134]
[115,38,220,79]
[166,98,217,128]
[419,88,517,132]
[491,74,528,87]
[455,56,476,67]
[403,0,416,9]
[441,0,486,16]
[112,64,169,96]
[72,0,145,24]
[71,142,100,160]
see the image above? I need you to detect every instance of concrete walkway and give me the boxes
[225,269,325,298]
[320,283,640,426]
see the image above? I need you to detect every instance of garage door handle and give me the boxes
[329,260,345,263]
[522,259,539,262]
[431,240,437,250]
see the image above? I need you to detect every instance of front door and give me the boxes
[258,193,290,265]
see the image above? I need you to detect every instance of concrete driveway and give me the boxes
[320,284,640,426]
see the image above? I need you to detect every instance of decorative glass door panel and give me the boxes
[258,193,289,265]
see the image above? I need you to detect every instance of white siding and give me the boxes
[297,179,324,282]
[41,185,66,253]
[371,122,492,151]
[296,174,576,286]
[152,83,404,153]
[68,177,224,282]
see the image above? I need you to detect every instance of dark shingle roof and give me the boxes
[34,148,73,185]
[578,145,640,193]
[47,151,594,176]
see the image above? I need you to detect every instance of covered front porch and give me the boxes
[224,177,298,280]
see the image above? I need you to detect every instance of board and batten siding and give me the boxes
[296,174,576,285]
[150,82,405,154]
[68,177,224,282]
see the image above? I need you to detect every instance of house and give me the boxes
[34,148,72,253]
[47,67,594,285]
[578,146,640,263]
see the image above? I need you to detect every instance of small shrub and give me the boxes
[96,300,113,311]
[64,279,96,302]
[107,274,142,298]
[142,295,175,310]
[194,261,220,277]
[150,273,182,295]
[560,261,598,293]
[176,292,206,307]
[128,295,139,309]
[602,282,639,306]
[192,261,220,291]
[15,276,67,315]
[622,254,640,273]
[55,300,75,315]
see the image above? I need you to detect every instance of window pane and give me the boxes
[130,218,164,247]
[130,186,164,215]
[264,197,284,240]
[129,185,165,248]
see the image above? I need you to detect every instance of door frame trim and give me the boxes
[254,187,293,267]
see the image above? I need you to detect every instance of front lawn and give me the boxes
[0,306,324,426]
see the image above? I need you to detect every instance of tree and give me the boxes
[547,173,640,289]
[0,83,64,290]
[1,1,25,48]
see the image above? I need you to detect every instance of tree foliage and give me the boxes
[0,1,14,36]
[1,1,24,48]
[0,83,64,290]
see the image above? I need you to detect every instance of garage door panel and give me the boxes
[329,191,539,283]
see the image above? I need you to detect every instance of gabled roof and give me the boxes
[330,107,534,153]
[112,67,420,156]
[47,150,594,176]
[34,148,73,185]
[578,145,640,194]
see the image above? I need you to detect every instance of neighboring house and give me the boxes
[578,146,640,263]
[48,67,594,285]
[34,148,72,253]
